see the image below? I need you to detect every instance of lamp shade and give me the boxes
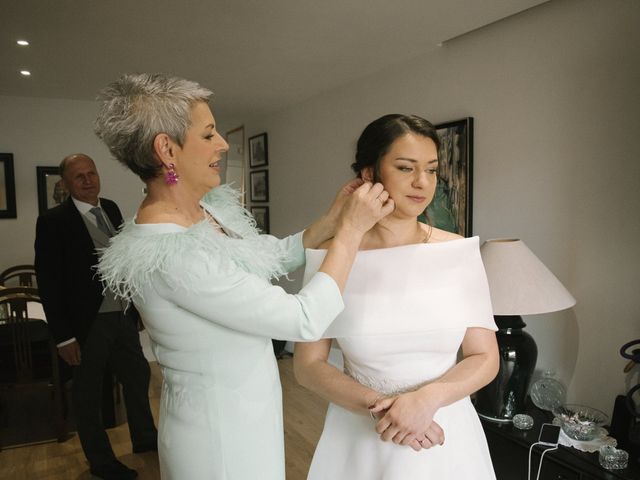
[480,239,576,316]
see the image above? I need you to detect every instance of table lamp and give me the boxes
[475,238,576,422]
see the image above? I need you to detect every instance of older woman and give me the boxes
[94,73,394,480]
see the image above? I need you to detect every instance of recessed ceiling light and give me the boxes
[20,70,31,76]
[16,40,29,46]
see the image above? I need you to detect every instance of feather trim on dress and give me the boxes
[98,184,290,302]
[200,184,258,238]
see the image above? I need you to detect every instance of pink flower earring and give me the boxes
[165,163,179,185]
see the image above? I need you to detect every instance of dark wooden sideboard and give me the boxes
[480,404,640,480]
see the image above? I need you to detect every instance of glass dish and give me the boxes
[513,413,534,430]
[530,371,566,411]
[599,445,629,469]
[552,404,608,441]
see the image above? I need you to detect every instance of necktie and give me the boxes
[90,207,112,237]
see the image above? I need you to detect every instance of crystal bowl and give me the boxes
[530,372,566,411]
[552,404,609,441]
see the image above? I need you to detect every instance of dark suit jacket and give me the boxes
[34,197,126,345]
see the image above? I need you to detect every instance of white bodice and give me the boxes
[305,237,497,395]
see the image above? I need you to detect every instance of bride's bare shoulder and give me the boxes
[425,224,463,243]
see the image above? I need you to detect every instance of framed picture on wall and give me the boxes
[250,206,270,234]
[249,169,269,202]
[0,153,17,219]
[419,117,473,237]
[225,126,246,203]
[37,166,68,214]
[248,132,268,168]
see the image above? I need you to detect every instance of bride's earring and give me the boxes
[361,167,374,183]
[165,163,179,185]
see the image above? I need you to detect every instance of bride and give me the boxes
[294,114,499,479]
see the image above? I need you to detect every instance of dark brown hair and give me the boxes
[352,114,439,182]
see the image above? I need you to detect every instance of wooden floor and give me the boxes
[0,358,327,479]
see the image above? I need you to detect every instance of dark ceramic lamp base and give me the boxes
[475,315,538,423]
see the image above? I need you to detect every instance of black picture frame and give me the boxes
[420,117,473,237]
[250,206,270,234]
[36,166,68,214]
[224,126,246,204]
[248,132,268,168]
[0,153,17,219]
[249,169,269,203]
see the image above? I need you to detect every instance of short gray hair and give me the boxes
[94,73,213,180]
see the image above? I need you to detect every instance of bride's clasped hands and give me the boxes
[369,388,445,452]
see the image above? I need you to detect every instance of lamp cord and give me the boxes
[528,442,559,480]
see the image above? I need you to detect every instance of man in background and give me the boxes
[35,153,156,480]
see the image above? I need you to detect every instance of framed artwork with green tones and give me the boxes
[419,117,473,237]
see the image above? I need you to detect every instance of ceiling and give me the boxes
[1,0,549,120]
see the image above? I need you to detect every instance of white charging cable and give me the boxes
[528,442,559,480]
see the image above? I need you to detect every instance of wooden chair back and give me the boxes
[0,287,48,383]
[0,286,67,443]
[0,265,37,288]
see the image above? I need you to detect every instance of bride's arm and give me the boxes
[372,327,498,446]
[294,339,380,415]
[421,327,499,405]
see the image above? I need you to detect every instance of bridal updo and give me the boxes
[351,114,439,183]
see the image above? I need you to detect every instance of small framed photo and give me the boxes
[0,153,17,219]
[250,206,270,234]
[37,166,69,214]
[248,132,268,168]
[249,169,269,203]
[224,126,245,200]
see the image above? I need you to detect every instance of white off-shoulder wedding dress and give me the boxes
[303,237,497,479]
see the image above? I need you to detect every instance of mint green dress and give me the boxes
[98,186,344,479]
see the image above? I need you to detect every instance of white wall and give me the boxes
[245,0,640,415]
